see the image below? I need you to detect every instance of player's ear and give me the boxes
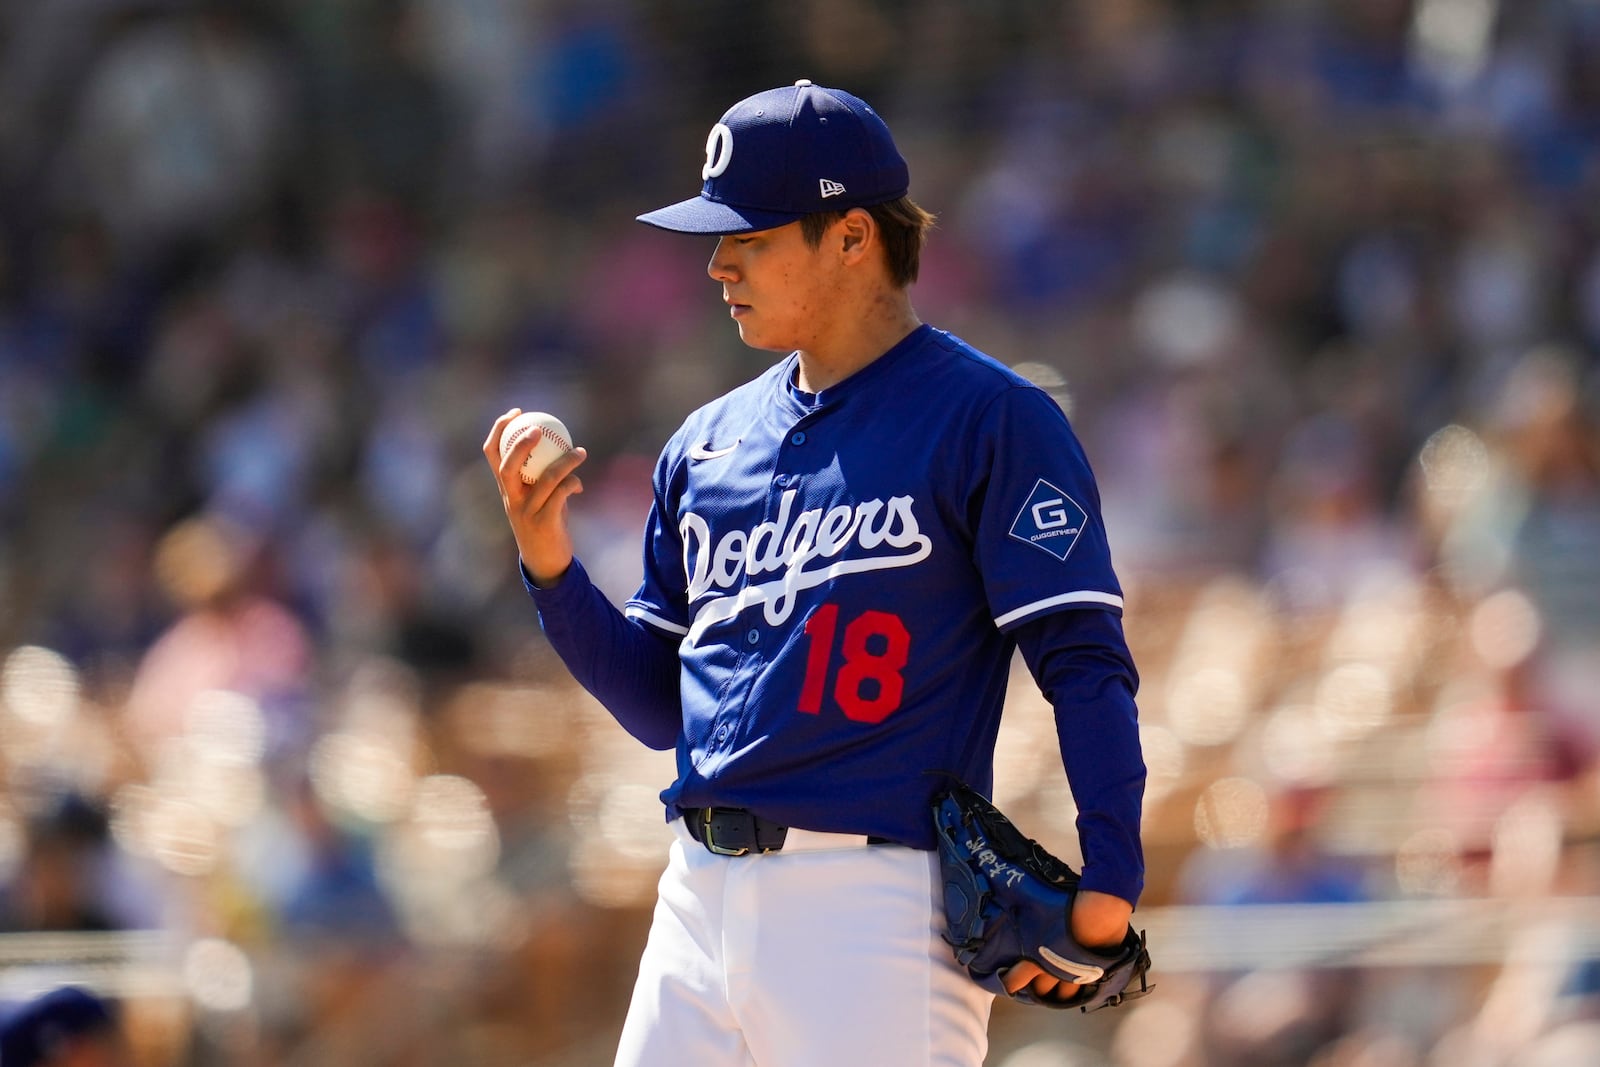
[837,208,876,264]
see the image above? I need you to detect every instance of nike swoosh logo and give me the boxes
[1037,948,1104,983]
[689,439,740,461]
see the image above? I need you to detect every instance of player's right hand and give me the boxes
[483,408,588,587]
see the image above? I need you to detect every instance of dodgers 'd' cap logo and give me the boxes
[1009,479,1087,562]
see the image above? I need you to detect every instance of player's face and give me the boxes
[706,222,845,354]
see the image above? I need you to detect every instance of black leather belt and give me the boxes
[680,807,893,856]
[684,807,788,855]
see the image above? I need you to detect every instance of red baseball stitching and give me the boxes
[505,420,572,455]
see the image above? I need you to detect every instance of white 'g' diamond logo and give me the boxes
[1008,479,1086,562]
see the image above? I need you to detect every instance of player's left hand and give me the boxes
[1001,890,1133,1002]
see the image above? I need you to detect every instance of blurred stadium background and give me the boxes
[1,0,1598,1064]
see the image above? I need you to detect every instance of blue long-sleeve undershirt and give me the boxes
[524,557,682,749]
[1013,609,1146,906]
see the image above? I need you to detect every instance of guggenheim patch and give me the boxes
[1008,479,1087,562]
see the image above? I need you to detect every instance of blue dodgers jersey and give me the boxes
[624,325,1124,848]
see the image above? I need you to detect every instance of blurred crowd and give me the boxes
[1,0,1599,1064]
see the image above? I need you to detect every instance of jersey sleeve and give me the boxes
[972,386,1124,631]
[622,446,692,639]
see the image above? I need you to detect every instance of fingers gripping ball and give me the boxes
[933,781,1154,1012]
[501,412,575,484]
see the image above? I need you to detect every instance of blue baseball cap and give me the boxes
[0,987,117,1066]
[637,80,910,235]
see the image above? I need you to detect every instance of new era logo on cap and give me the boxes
[637,79,910,235]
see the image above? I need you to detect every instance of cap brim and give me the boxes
[635,195,802,235]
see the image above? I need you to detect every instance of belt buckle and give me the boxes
[701,807,750,857]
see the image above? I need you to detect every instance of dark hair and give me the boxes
[799,196,936,288]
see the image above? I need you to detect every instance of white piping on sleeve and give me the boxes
[624,605,690,636]
[994,590,1124,630]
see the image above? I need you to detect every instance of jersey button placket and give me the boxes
[711,429,788,757]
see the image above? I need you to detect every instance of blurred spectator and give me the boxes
[38,515,164,683]
[0,986,130,1067]
[0,794,122,934]
[1178,783,1374,1067]
[275,777,399,947]
[1095,274,1291,577]
[123,514,312,766]
[1260,410,1416,613]
[1488,352,1600,649]
[300,0,456,216]
[1179,783,1371,908]
[1414,587,1592,875]
[65,5,295,261]
[1439,348,1600,744]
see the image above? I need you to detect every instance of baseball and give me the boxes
[500,411,575,484]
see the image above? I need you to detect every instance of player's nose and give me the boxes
[707,238,738,282]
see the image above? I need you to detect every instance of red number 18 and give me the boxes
[798,605,911,724]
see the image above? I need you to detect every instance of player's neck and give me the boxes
[793,292,921,393]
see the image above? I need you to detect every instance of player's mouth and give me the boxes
[726,300,751,319]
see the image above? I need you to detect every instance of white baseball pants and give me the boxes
[614,820,993,1067]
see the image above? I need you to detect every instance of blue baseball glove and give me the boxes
[932,781,1153,1011]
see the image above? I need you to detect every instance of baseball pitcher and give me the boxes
[486,80,1149,1066]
